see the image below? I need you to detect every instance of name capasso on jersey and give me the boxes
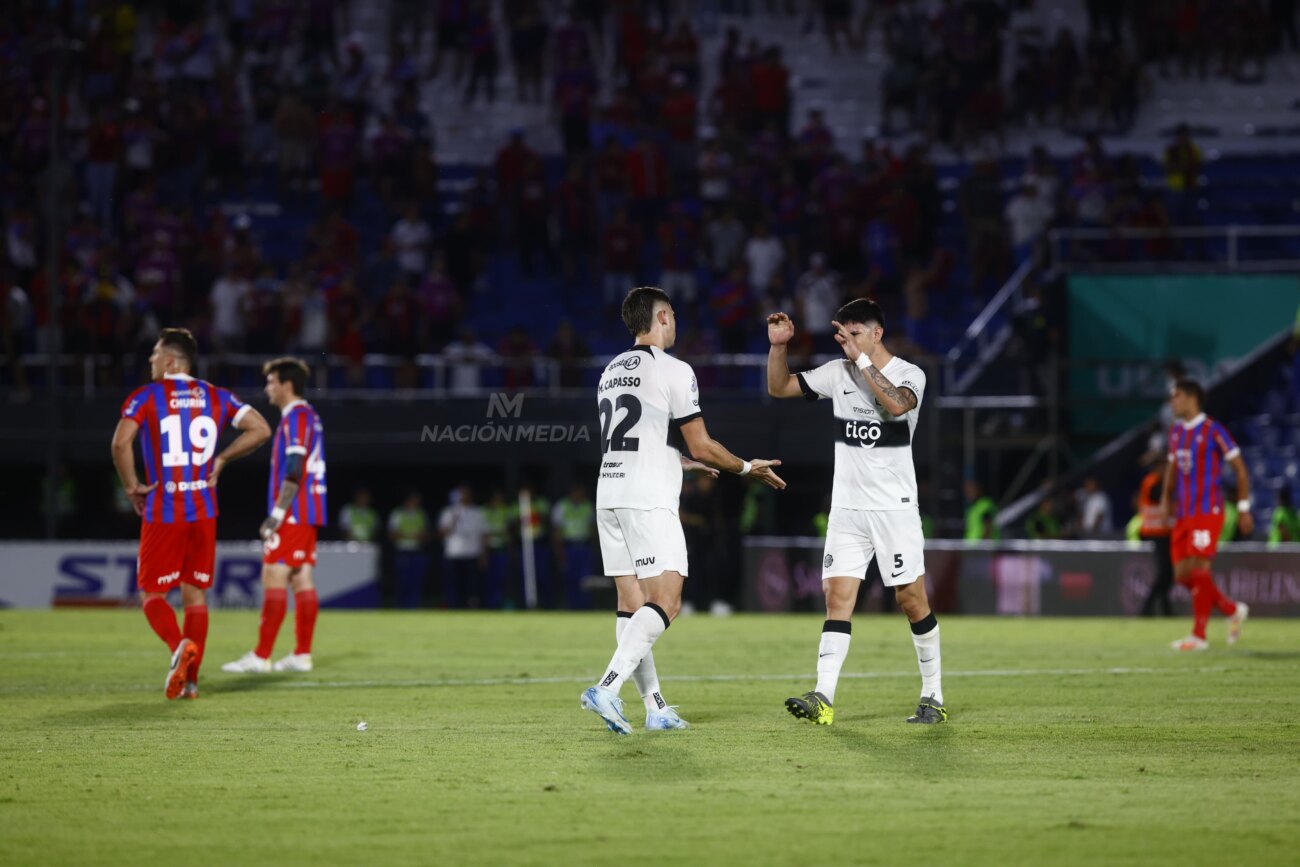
[121,373,251,523]
[797,356,926,511]
[595,345,701,514]
[269,400,327,526]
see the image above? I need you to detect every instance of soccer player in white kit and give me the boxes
[581,287,787,734]
[767,298,947,725]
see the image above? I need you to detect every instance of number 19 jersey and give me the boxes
[596,345,702,515]
[120,373,250,523]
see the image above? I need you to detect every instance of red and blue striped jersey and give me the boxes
[268,400,327,526]
[1168,414,1241,520]
[121,374,250,523]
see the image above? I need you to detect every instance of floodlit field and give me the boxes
[2,610,1298,866]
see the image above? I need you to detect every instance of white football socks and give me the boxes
[598,604,670,694]
[910,613,943,705]
[617,612,666,712]
[814,620,852,705]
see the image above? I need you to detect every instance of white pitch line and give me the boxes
[281,665,1228,690]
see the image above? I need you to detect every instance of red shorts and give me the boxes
[263,522,318,568]
[1171,514,1224,564]
[138,518,217,594]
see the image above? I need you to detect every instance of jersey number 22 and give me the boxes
[598,396,641,454]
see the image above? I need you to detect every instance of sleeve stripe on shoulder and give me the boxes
[232,404,252,426]
[672,411,703,426]
[795,373,819,401]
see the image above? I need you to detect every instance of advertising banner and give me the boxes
[743,538,1300,616]
[1066,274,1299,435]
[0,541,379,609]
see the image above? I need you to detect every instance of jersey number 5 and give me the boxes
[598,395,641,454]
[160,414,218,467]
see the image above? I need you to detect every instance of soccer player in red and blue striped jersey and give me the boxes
[1160,378,1254,651]
[222,358,327,674]
[110,328,270,698]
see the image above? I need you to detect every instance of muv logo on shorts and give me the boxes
[635,556,656,567]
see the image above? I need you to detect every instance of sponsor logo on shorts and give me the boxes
[824,554,834,568]
[157,571,181,585]
[635,556,656,568]
[193,571,211,585]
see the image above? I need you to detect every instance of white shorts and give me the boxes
[598,507,689,580]
[822,507,926,586]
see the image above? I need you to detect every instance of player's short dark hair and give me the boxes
[158,327,198,372]
[835,298,885,332]
[263,357,311,396]
[1173,377,1204,406]
[622,286,671,337]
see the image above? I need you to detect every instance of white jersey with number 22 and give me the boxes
[595,345,702,515]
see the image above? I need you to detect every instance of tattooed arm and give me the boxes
[861,364,918,417]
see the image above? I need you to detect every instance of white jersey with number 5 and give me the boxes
[596,345,701,515]
[797,356,926,511]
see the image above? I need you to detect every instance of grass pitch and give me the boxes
[2,610,1298,867]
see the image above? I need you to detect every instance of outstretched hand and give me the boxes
[767,312,795,346]
[747,458,786,490]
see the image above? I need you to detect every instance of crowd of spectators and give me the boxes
[3,1,1297,397]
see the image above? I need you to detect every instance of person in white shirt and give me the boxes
[581,286,786,735]
[390,203,433,278]
[1004,180,1054,265]
[1078,476,1114,538]
[442,328,495,395]
[794,253,840,336]
[438,484,488,608]
[210,268,252,352]
[767,298,946,725]
[744,220,785,295]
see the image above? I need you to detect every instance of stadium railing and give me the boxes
[1048,225,1300,273]
[12,352,862,400]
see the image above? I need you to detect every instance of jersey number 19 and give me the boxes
[160,414,218,467]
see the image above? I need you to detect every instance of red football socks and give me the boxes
[1189,568,1234,639]
[256,588,288,659]
[294,589,319,655]
[183,604,209,682]
[142,597,182,651]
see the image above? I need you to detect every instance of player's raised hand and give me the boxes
[830,320,863,362]
[126,481,157,516]
[767,312,795,346]
[747,459,786,490]
[681,456,720,479]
